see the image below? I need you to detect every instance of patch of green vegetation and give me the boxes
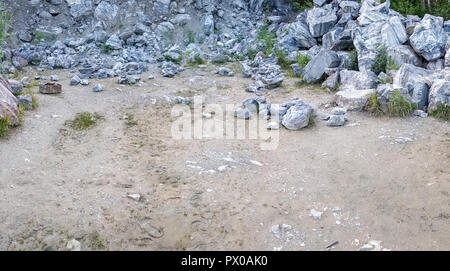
[0,3,11,73]
[292,0,314,12]
[103,44,114,54]
[0,113,10,137]
[187,30,195,44]
[274,48,292,70]
[349,49,359,71]
[0,105,24,138]
[165,54,183,65]
[387,90,416,117]
[296,53,309,68]
[366,93,384,116]
[388,57,398,71]
[250,20,277,58]
[246,47,257,60]
[308,114,315,127]
[371,45,396,75]
[429,104,450,121]
[32,32,45,45]
[124,113,137,126]
[92,235,106,250]
[388,0,450,20]
[66,112,102,131]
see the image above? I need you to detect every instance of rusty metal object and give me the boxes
[39,82,62,94]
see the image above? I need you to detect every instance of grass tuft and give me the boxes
[429,104,450,121]
[387,90,416,117]
[66,112,102,131]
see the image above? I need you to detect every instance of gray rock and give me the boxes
[335,88,376,111]
[161,61,184,78]
[18,94,33,110]
[242,98,259,113]
[70,0,93,19]
[281,101,314,130]
[413,109,428,118]
[426,59,444,71]
[154,0,170,15]
[428,79,450,112]
[0,76,20,125]
[234,108,251,119]
[331,107,347,115]
[386,45,421,68]
[410,14,446,61]
[94,1,118,26]
[339,1,360,18]
[291,63,302,77]
[216,67,234,77]
[393,64,434,110]
[105,34,122,50]
[327,115,346,126]
[21,77,30,87]
[8,80,23,95]
[303,49,340,83]
[241,62,253,78]
[93,84,104,92]
[339,70,378,91]
[446,48,450,67]
[50,75,59,81]
[80,79,89,86]
[322,72,339,90]
[322,27,354,51]
[276,21,317,52]
[313,0,327,7]
[175,96,191,105]
[306,5,338,38]
[70,75,81,86]
[202,13,214,35]
[357,0,389,26]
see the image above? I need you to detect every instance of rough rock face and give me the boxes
[302,49,340,83]
[0,76,20,125]
[335,88,376,111]
[339,70,378,91]
[428,79,450,111]
[387,45,421,68]
[393,64,434,110]
[281,101,314,130]
[306,5,338,38]
[409,14,447,62]
[276,21,317,53]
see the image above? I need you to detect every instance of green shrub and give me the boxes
[247,47,257,60]
[349,49,359,71]
[366,93,384,116]
[429,104,450,121]
[255,21,276,56]
[165,54,183,65]
[292,0,314,12]
[33,32,45,45]
[103,44,114,54]
[371,45,396,75]
[274,48,292,70]
[0,113,10,137]
[387,90,416,117]
[187,30,195,44]
[296,53,309,68]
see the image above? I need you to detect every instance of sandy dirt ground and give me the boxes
[0,64,449,251]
